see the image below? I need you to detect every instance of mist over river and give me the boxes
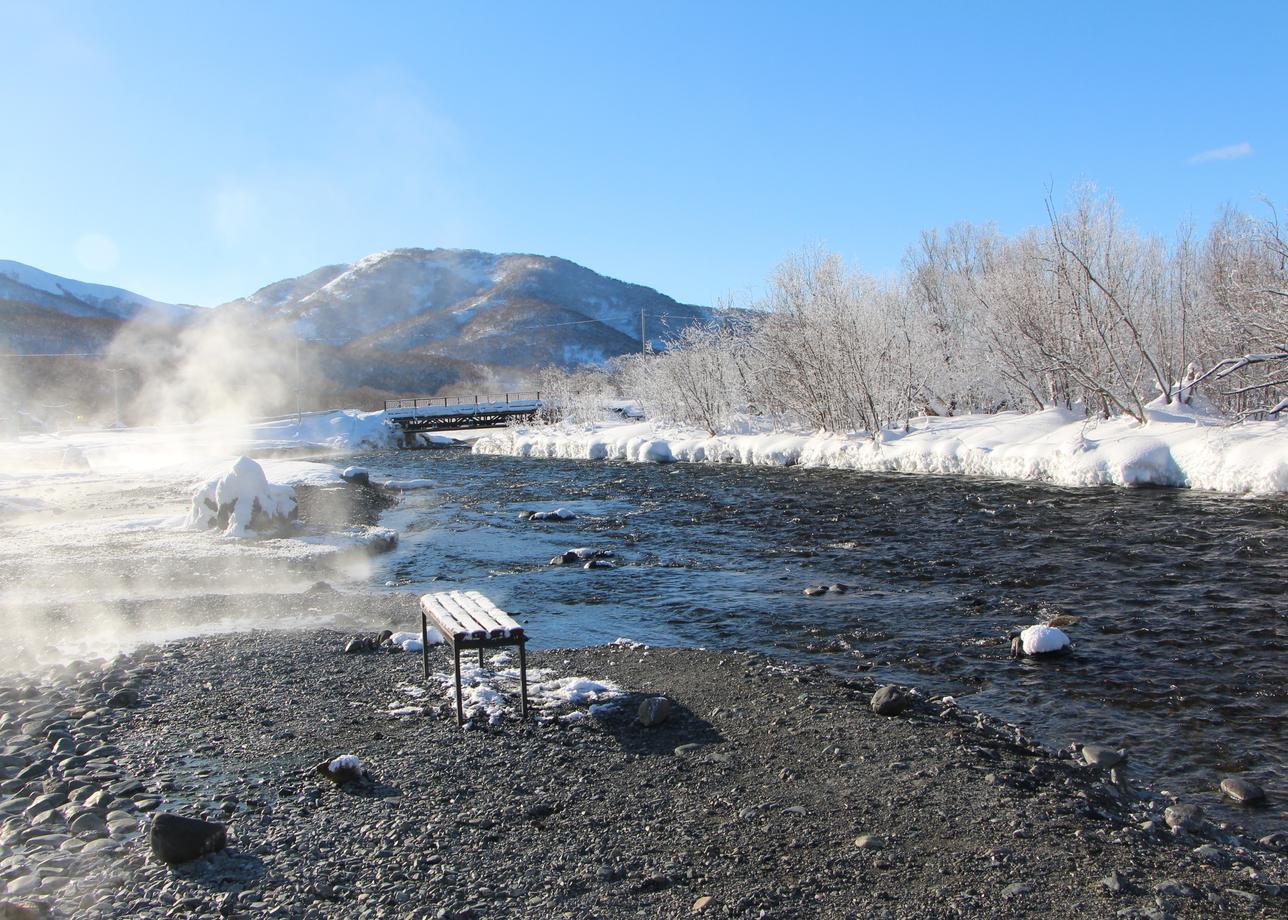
[3,445,1285,835]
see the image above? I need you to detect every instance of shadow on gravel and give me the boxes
[168,849,266,888]
[333,777,405,800]
[597,694,723,756]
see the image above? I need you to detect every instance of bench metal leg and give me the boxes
[420,611,430,681]
[453,643,464,726]
[518,640,528,720]
[479,646,485,668]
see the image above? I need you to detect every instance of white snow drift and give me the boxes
[474,403,1288,494]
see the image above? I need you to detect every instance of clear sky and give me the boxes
[2,0,1284,307]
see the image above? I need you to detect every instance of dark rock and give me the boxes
[637,697,672,727]
[305,581,337,594]
[870,686,912,716]
[827,584,849,594]
[583,559,614,570]
[149,813,228,864]
[1163,803,1204,833]
[0,900,53,919]
[802,586,827,597]
[107,689,141,708]
[1219,776,1265,805]
[316,756,366,786]
[1080,744,1126,769]
[1097,870,1129,894]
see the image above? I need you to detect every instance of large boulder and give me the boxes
[870,686,913,716]
[149,813,228,864]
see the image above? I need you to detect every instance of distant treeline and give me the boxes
[542,187,1288,434]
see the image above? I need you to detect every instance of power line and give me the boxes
[0,352,103,358]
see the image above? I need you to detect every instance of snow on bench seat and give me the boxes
[420,591,524,641]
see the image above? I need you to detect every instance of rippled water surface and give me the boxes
[359,447,1287,831]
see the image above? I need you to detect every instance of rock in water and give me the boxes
[1164,803,1204,833]
[149,813,228,864]
[870,686,912,716]
[1014,624,1071,656]
[1220,776,1266,805]
[340,466,370,486]
[638,697,672,727]
[1080,744,1127,769]
[803,585,827,597]
[0,901,53,919]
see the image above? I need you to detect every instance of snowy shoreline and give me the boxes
[473,406,1288,494]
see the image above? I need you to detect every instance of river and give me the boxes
[363,446,1286,833]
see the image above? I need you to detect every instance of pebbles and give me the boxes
[2,632,1284,919]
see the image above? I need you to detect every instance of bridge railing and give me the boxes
[383,391,542,412]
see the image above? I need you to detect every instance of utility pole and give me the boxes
[640,307,649,353]
[295,337,302,426]
[107,367,124,428]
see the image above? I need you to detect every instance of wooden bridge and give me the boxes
[383,392,543,433]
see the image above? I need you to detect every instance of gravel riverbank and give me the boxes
[2,602,1285,919]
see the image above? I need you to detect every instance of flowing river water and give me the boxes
[363,446,1286,833]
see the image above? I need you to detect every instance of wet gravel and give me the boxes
[2,609,1285,918]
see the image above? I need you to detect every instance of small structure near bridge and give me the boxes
[384,392,543,436]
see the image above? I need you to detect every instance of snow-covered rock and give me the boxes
[184,456,296,538]
[1015,624,1072,657]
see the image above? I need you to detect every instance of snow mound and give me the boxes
[1019,624,1071,656]
[184,456,296,538]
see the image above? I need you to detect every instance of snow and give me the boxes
[327,754,363,774]
[530,507,576,521]
[380,479,434,491]
[184,456,296,538]
[1020,625,1071,656]
[0,259,187,321]
[473,403,1288,494]
[388,631,427,652]
[430,658,622,724]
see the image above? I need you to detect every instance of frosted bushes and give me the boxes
[184,455,296,537]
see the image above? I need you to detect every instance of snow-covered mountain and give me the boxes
[217,248,713,367]
[0,260,187,323]
[0,260,189,354]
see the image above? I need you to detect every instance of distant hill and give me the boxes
[0,250,714,420]
[217,248,712,367]
[0,260,188,354]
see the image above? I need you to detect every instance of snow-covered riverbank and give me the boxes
[474,404,1288,494]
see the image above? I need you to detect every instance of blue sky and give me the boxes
[2,1,1284,307]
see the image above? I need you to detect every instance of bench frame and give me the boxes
[420,593,529,726]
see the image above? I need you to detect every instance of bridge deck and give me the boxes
[384,392,543,433]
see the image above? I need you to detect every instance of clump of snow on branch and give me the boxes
[184,455,296,537]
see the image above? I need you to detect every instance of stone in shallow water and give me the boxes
[149,813,227,864]
[1163,803,1204,833]
[1080,744,1126,769]
[1219,776,1265,805]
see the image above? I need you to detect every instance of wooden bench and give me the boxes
[420,590,529,725]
